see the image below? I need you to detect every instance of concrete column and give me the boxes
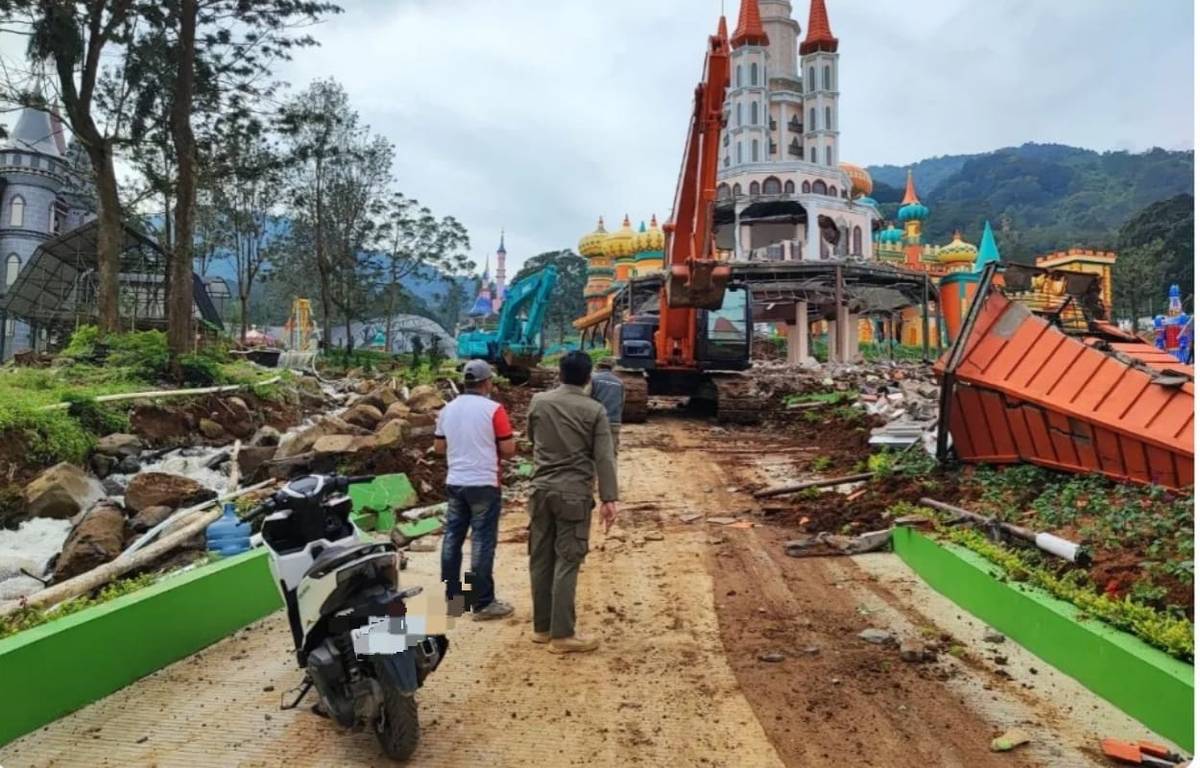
[786,300,810,364]
[805,203,820,261]
[739,223,753,260]
[844,312,861,362]
[733,204,742,261]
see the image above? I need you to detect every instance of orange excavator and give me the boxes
[614,14,757,423]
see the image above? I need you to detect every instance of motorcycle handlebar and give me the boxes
[346,475,375,486]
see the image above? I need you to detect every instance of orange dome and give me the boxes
[839,162,873,198]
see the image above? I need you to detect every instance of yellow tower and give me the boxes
[633,214,665,276]
[579,217,613,314]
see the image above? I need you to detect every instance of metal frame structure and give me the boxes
[0,221,223,357]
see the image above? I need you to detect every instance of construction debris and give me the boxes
[754,472,874,499]
[990,729,1032,753]
[783,529,892,558]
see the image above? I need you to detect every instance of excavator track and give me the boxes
[714,375,761,425]
[617,371,649,423]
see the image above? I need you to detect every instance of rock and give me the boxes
[407,385,446,414]
[678,513,702,524]
[116,455,141,474]
[989,728,1031,753]
[102,477,127,496]
[801,646,821,656]
[380,402,412,423]
[124,472,217,514]
[899,639,929,663]
[90,453,118,478]
[857,628,893,645]
[237,446,277,480]
[128,505,174,533]
[94,433,143,459]
[359,386,399,413]
[313,435,364,457]
[275,417,369,459]
[23,463,105,521]
[407,539,438,553]
[707,516,737,525]
[129,405,192,444]
[983,630,1005,644]
[406,412,438,437]
[342,404,384,430]
[225,396,253,433]
[643,531,664,541]
[250,426,281,448]
[53,503,128,581]
[367,419,408,449]
[605,526,627,542]
[198,418,226,440]
[757,651,785,663]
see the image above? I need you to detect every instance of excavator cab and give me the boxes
[695,284,751,370]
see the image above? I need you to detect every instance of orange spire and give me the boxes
[901,169,920,205]
[622,213,631,227]
[800,0,838,55]
[718,13,728,40]
[732,0,769,48]
[650,213,658,227]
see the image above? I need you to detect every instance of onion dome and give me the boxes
[635,214,666,257]
[875,225,903,245]
[858,196,879,211]
[578,217,608,257]
[938,230,978,264]
[896,169,929,222]
[732,0,769,48]
[604,214,637,260]
[839,162,873,198]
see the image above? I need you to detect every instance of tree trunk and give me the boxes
[314,156,332,350]
[90,144,123,334]
[167,0,199,374]
[385,284,397,352]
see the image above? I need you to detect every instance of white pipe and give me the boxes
[38,377,282,411]
[1035,532,1083,564]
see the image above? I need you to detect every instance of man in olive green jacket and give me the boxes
[526,351,619,654]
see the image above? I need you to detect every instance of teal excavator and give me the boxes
[456,265,558,383]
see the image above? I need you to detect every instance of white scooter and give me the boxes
[241,473,448,761]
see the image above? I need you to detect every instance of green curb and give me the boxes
[0,549,282,747]
[892,527,1194,749]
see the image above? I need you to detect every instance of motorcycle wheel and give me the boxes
[376,684,419,761]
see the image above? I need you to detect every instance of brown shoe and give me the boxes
[548,635,599,654]
[531,631,551,644]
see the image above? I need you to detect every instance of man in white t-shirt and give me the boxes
[434,360,516,620]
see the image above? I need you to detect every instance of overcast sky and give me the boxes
[1,1,1193,277]
[278,0,1193,275]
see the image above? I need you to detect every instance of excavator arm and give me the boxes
[663,16,732,311]
[655,14,733,369]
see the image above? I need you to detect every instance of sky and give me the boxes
[276,0,1194,276]
[0,1,1194,277]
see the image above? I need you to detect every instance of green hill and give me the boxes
[867,143,1194,263]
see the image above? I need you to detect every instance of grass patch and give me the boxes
[0,573,159,640]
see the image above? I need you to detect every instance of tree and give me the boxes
[324,130,392,352]
[511,250,588,344]
[278,79,353,349]
[1112,239,1169,330]
[1118,193,1194,312]
[374,193,471,351]
[128,0,340,366]
[1,1,141,333]
[211,118,282,342]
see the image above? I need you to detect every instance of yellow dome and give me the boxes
[604,214,637,260]
[578,217,608,257]
[644,214,665,251]
[938,230,979,264]
[839,162,873,198]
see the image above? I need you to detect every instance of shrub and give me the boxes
[107,330,169,380]
[62,324,100,359]
[63,394,129,435]
[179,352,223,386]
[0,403,93,465]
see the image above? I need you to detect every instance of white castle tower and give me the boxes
[716,0,876,263]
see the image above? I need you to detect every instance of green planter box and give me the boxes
[892,526,1194,750]
[0,549,282,747]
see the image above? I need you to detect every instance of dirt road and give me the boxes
[0,417,1167,767]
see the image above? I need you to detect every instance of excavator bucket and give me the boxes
[665,261,732,310]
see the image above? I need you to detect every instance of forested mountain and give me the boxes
[867,144,1194,264]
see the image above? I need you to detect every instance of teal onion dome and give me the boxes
[859,196,879,210]
[875,225,903,245]
[897,201,929,222]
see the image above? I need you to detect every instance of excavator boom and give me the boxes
[663,16,732,311]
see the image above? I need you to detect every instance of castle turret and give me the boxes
[800,0,839,168]
[728,0,771,170]
[493,230,507,311]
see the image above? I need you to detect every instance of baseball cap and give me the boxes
[463,359,493,383]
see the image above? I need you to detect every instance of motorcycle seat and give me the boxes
[304,541,393,581]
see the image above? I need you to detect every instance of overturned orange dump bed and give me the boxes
[936,291,1193,489]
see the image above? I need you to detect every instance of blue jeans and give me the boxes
[441,485,502,612]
